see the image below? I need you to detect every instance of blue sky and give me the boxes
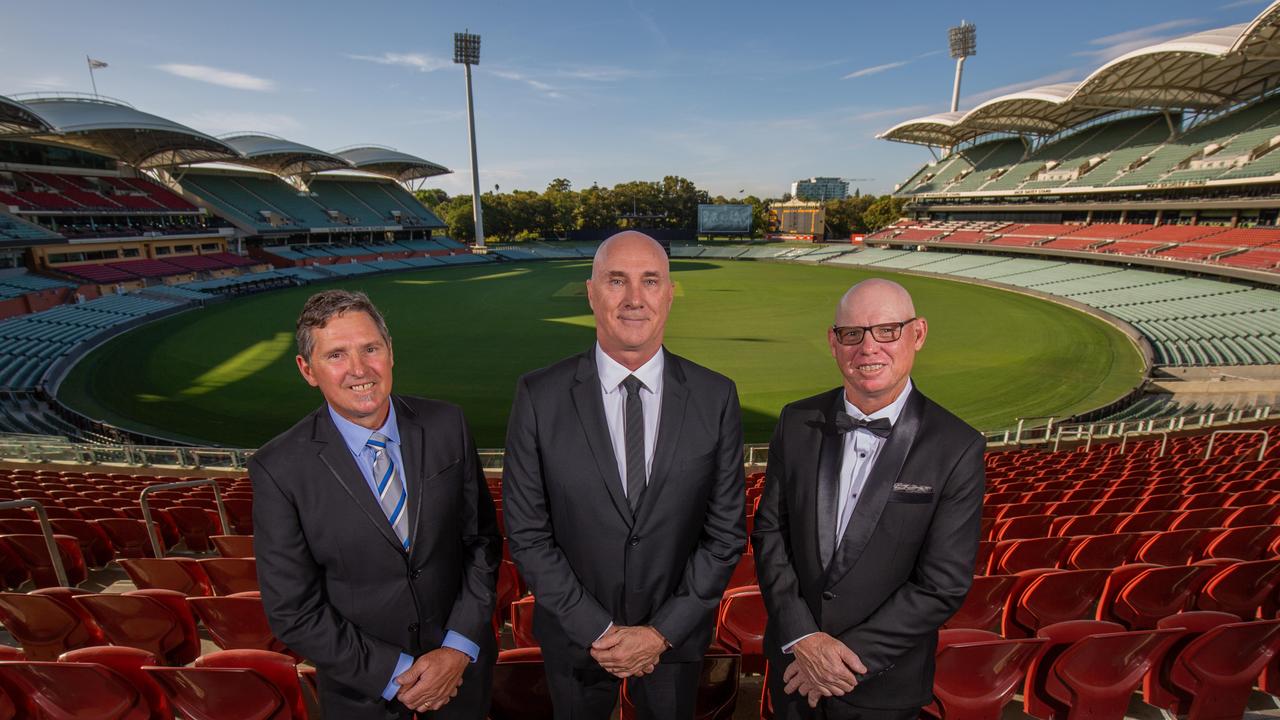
[0,0,1272,198]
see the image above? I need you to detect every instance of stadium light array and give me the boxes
[948,21,976,114]
[454,31,485,249]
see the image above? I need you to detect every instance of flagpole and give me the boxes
[86,56,99,97]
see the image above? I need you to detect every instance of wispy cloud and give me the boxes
[1221,0,1266,9]
[489,69,564,100]
[555,65,642,82]
[347,52,449,73]
[156,64,275,91]
[1076,18,1207,62]
[178,110,302,136]
[961,68,1083,107]
[843,50,942,80]
[851,104,934,123]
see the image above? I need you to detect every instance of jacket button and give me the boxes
[410,569,421,580]
[408,623,419,634]
[630,536,640,546]
[822,591,836,601]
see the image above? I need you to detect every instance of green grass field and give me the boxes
[58,260,1146,448]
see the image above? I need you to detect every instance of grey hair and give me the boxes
[295,289,391,360]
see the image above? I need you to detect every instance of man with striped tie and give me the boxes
[252,289,500,719]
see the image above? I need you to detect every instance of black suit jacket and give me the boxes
[503,348,746,667]
[251,395,500,717]
[752,386,985,713]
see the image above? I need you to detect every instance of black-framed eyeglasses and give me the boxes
[831,318,917,346]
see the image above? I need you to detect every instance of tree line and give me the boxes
[414,177,906,243]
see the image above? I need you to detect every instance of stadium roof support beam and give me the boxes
[0,94,54,136]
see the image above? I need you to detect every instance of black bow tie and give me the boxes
[834,411,892,438]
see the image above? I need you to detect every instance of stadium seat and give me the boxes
[1004,568,1108,638]
[58,646,171,720]
[992,514,1053,541]
[144,649,307,720]
[0,534,87,587]
[92,518,157,558]
[989,537,1068,574]
[1022,619,1126,720]
[491,647,554,720]
[210,534,254,558]
[510,595,537,648]
[1097,563,1205,629]
[944,574,1016,632]
[1160,618,1280,720]
[118,558,213,596]
[199,557,259,595]
[1036,625,1180,720]
[1114,510,1172,534]
[1134,528,1207,566]
[924,629,1045,720]
[73,589,201,666]
[716,586,765,674]
[0,658,162,720]
[1145,611,1240,710]
[165,506,220,552]
[1051,513,1121,537]
[221,498,254,535]
[1169,507,1233,531]
[495,560,520,628]
[187,593,297,657]
[1062,532,1140,570]
[1224,503,1280,527]
[1194,558,1280,618]
[49,518,115,568]
[619,643,739,720]
[1201,524,1280,561]
[0,543,26,591]
[727,553,757,590]
[0,589,104,660]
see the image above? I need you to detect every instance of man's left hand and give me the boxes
[395,647,469,713]
[590,625,667,678]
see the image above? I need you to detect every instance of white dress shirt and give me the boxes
[595,343,664,498]
[783,379,913,654]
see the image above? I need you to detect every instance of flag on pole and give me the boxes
[88,58,108,69]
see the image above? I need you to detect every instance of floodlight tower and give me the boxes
[949,21,977,113]
[454,30,485,249]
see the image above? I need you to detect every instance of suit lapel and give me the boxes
[822,388,925,589]
[633,349,688,523]
[396,396,425,557]
[814,390,844,570]
[570,352,634,528]
[313,408,407,556]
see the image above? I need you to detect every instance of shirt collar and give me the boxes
[595,343,664,394]
[328,401,400,456]
[844,379,914,425]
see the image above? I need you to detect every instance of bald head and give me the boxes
[835,278,916,325]
[592,231,668,279]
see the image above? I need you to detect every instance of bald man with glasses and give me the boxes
[752,278,986,720]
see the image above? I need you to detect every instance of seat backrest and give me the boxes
[198,558,259,595]
[0,660,154,720]
[1172,618,1280,685]
[194,649,306,720]
[945,575,1016,632]
[72,590,200,666]
[59,646,170,720]
[1196,558,1280,617]
[1014,569,1109,636]
[210,535,254,558]
[187,595,292,656]
[144,665,297,720]
[0,591,102,660]
[118,558,213,596]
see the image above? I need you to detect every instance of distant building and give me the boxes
[791,177,848,201]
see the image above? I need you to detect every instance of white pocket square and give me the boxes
[892,483,933,494]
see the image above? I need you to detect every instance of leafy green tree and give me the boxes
[413,188,449,209]
[863,196,907,231]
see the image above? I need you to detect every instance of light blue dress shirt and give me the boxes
[327,404,480,702]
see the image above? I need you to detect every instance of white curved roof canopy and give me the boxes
[220,133,352,176]
[880,1,1280,148]
[333,145,450,182]
[19,95,239,167]
[0,94,54,135]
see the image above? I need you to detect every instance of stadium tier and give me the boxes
[0,170,197,215]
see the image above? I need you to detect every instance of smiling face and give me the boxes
[586,231,674,370]
[828,279,927,414]
[296,309,394,429]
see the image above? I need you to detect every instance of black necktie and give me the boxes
[622,375,646,513]
[834,410,892,438]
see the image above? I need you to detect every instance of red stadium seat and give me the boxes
[0,589,104,660]
[118,558,213,596]
[221,498,254,535]
[0,533,88,588]
[1163,618,1280,720]
[165,506,220,552]
[620,643,739,720]
[0,658,160,720]
[1022,619,1126,720]
[210,534,254,558]
[144,649,307,720]
[924,629,1045,720]
[1062,533,1140,570]
[198,557,259,595]
[716,585,765,674]
[510,595,537,648]
[1097,563,1206,630]
[0,543,26,591]
[1051,513,1121,538]
[1134,494,1183,513]
[92,518,157,558]
[1224,503,1280,527]
[1004,568,1108,638]
[49,518,114,568]
[491,647,554,720]
[1169,507,1233,531]
[1114,510,1172,534]
[992,514,1053,541]
[73,590,201,666]
[989,537,1068,574]
[1134,528,1207,566]
[58,646,171,720]
[945,575,1016,632]
[1178,491,1234,510]
[1145,611,1240,710]
[1201,524,1280,561]
[1038,625,1180,720]
[1194,558,1280,618]
[187,593,297,657]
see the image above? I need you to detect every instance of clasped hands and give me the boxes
[591,625,668,678]
[395,647,469,714]
[784,633,868,708]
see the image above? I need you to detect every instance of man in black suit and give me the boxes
[753,278,985,720]
[252,289,500,719]
[503,231,746,719]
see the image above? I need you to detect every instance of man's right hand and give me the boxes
[782,633,867,706]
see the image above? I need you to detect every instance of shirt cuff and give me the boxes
[782,632,819,654]
[443,630,480,663]
[381,652,414,701]
[595,622,614,643]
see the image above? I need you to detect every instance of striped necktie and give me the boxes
[366,432,409,550]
